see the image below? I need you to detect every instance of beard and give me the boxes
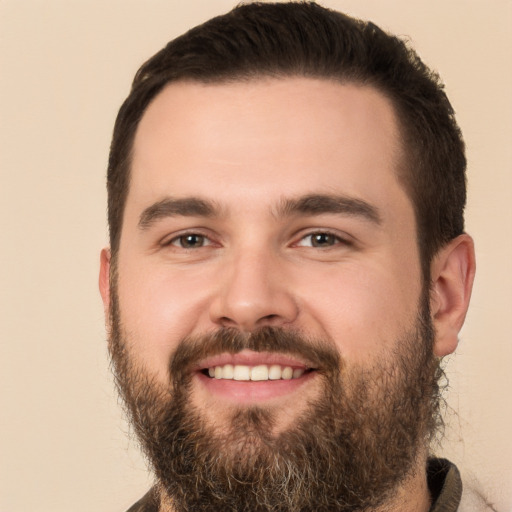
[108,288,442,512]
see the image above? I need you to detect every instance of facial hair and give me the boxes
[109,290,442,512]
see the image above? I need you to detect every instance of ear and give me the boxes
[430,234,476,356]
[99,247,111,316]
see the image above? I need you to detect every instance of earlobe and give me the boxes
[99,247,111,316]
[430,234,476,357]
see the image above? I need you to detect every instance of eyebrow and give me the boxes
[138,193,381,230]
[276,194,381,224]
[138,197,220,229]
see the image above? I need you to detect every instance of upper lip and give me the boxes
[194,350,315,371]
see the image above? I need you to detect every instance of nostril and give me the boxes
[258,314,279,324]
[219,316,237,327]
[210,290,300,331]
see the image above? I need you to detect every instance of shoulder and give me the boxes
[459,483,498,512]
[125,488,159,512]
[427,458,497,512]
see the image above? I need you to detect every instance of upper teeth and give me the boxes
[207,364,305,381]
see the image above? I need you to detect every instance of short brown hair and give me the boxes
[107,1,466,278]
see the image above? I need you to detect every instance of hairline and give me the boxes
[111,73,422,264]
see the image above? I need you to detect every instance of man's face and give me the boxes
[104,78,440,510]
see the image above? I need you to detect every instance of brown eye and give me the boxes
[310,233,337,247]
[296,232,342,248]
[295,231,347,248]
[172,234,207,248]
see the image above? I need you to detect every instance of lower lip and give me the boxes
[196,371,316,404]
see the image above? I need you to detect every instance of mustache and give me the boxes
[169,326,341,386]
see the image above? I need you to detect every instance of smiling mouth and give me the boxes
[202,364,313,381]
[193,350,319,402]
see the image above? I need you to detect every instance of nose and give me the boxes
[209,249,299,332]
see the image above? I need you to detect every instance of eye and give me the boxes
[169,233,211,249]
[296,232,347,248]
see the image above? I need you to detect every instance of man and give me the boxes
[99,2,481,511]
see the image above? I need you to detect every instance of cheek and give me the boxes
[115,260,214,380]
[295,261,422,361]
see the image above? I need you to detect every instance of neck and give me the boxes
[374,455,432,512]
[157,456,432,512]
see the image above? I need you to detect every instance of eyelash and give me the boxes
[295,231,352,248]
[163,231,214,249]
[162,230,352,250]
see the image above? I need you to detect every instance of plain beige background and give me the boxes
[1,1,511,511]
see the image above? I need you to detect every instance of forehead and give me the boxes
[128,77,408,220]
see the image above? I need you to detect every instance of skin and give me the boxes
[100,77,475,511]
